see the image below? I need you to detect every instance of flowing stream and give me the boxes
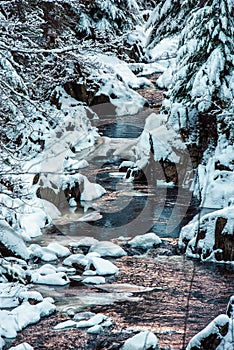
[35,97,234,350]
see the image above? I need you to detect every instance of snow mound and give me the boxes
[8,343,34,350]
[86,257,119,276]
[121,331,158,350]
[128,232,162,249]
[89,241,127,257]
[0,220,29,260]
[179,206,234,262]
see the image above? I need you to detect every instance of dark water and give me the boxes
[53,112,198,240]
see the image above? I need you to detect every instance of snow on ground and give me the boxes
[87,52,150,116]
[128,232,162,249]
[121,331,158,350]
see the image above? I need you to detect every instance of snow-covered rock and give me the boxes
[9,343,34,350]
[54,320,77,330]
[121,331,158,350]
[73,312,96,321]
[0,296,55,339]
[179,206,234,262]
[76,314,107,328]
[62,253,89,269]
[86,257,119,276]
[128,232,162,249]
[89,241,127,257]
[87,325,104,334]
[82,276,106,285]
[46,243,70,258]
[31,271,70,286]
[0,220,29,260]
[186,314,229,350]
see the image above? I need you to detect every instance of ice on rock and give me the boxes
[86,257,119,275]
[128,232,162,249]
[82,276,106,284]
[89,241,127,258]
[121,331,158,350]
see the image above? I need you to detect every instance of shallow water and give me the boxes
[31,98,234,350]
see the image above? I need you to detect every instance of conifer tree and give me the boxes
[167,0,234,136]
[146,0,197,49]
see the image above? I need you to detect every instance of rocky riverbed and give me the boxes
[6,239,234,350]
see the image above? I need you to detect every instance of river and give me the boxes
[30,91,234,350]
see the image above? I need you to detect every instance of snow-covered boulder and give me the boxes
[0,296,55,339]
[46,243,70,258]
[121,331,158,350]
[0,220,29,260]
[31,271,69,286]
[186,314,229,350]
[89,241,127,257]
[62,253,89,270]
[86,257,119,275]
[128,232,162,249]
[179,206,234,262]
[0,258,31,284]
[82,276,106,285]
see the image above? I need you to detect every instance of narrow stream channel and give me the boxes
[35,99,234,350]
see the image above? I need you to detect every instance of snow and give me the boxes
[128,232,162,249]
[82,276,106,284]
[8,343,34,350]
[86,257,119,276]
[0,293,55,340]
[179,206,234,262]
[54,320,77,330]
[76,314,107,328]
[121,331,158,350]
[31,271,70,286]
[87,325,104,334]
[186,314,229,350]
[89,241,127,257]
[46,243,70,258]
[62,253,89,268]
[0,220,29,260]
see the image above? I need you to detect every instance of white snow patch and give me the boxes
[89,241,127,257]
[128,233,162,249]
[121,331,158,350]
